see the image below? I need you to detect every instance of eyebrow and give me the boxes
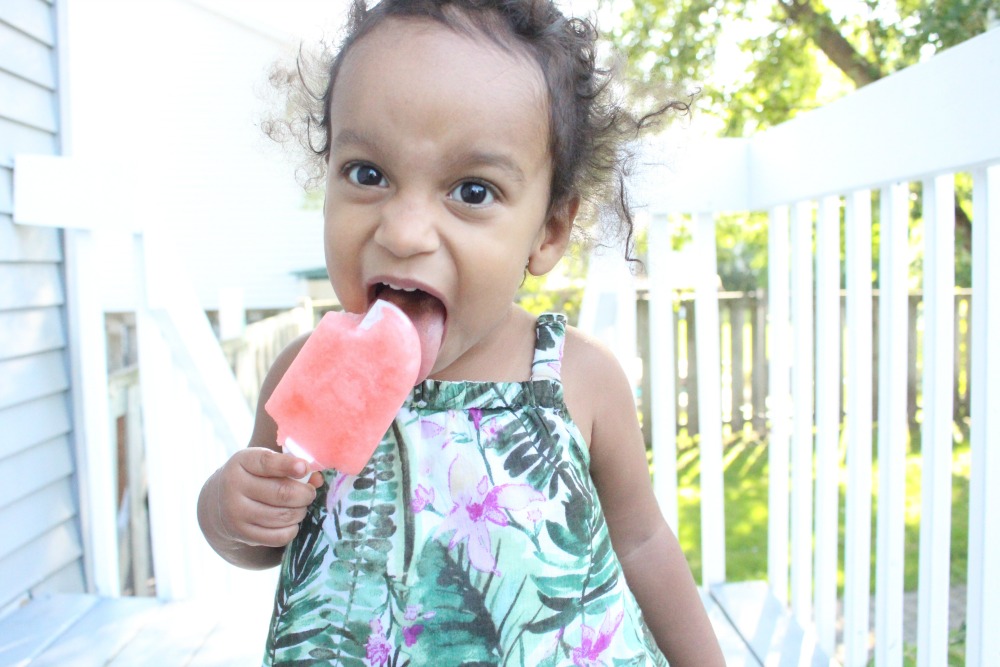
[331,129,379,154]
[458,150,527,184]
[332,129,527,184]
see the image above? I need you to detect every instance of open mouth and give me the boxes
[371,282,446,382]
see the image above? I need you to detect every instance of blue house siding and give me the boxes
[0,0,86,613]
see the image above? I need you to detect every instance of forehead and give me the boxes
[329,17,550,159]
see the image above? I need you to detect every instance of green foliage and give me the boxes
[715,212,771,290]
[610,0,987,288]
[516,249,588,324]
[726,24,825,135]
[610,0,995,135]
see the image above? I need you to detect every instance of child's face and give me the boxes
[323,18,571,380]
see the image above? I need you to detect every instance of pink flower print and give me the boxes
[437,454,544,575]
[420,417,446,440]
[481,416,501,442]
[404,604,435,622]
[401,604,435,647]
[365,618,392,666]
[411,484,434,513]
[469,409,502,444]
[570,609,624,667]
[469,408,483,431]
[402,623,424,647]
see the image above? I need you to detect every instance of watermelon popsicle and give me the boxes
[265,299,430,475]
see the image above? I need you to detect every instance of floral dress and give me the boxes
[263,314,668,666]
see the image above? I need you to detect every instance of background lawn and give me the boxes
[668,420,972,665]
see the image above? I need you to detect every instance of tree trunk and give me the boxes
[777,0,974,252]
[776,0,883,86]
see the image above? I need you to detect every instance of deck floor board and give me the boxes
[1,583,804,666]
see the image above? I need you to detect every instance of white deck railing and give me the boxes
[632,27,999,667]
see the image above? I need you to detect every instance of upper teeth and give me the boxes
[385,282,417,292]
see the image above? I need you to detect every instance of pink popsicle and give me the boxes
[265,300,421,475]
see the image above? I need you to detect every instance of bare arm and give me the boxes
[197,334,322,570]
[563,330,725,667]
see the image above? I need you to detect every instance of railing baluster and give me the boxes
[790,201,815,624]
[648,212,679,530]
[767,205,792,605]
[693,212,726,586]
[916,174,956,667]
[814,195,842,657]
[844,189,874,667]
[966,164,999,667]
[874,182,910,667]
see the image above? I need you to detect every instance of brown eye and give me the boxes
[347,164,388,187]
[449,181,494,206]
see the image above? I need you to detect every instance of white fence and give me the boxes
[632,28,999,667]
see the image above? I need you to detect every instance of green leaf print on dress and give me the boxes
[265,485,331,664]
[403,539,501,665]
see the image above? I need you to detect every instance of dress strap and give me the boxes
[530,313,567,382]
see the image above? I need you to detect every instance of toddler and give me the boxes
[198,1,725,665]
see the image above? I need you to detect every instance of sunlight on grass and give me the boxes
[669,419,972,665]
[672,420,971,596]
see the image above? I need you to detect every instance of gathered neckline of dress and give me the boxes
[405,312,568,412]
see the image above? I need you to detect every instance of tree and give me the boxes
[613,0,995,288]
[613,0,996,135]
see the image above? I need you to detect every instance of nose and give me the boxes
[374,193,441,258]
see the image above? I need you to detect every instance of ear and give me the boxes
[527,195,579,276]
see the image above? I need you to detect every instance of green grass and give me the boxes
[668,419,972,664]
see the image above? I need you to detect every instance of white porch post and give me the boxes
[62,229,121,597]
[13,156,122,597]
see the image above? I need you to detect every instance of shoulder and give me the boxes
[247,331,312,450]
[561,324,636,450]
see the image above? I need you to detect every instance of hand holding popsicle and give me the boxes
[203,447,319,556]
[265,300,424,476]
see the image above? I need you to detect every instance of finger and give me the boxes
[243,474,317,510]
[239,522,302,548]
[241,447,309,480]
[219,496,307,545]
[245,502,309,530]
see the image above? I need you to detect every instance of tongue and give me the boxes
[377,290,445,383]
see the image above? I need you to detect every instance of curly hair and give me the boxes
[265,0,689,260]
